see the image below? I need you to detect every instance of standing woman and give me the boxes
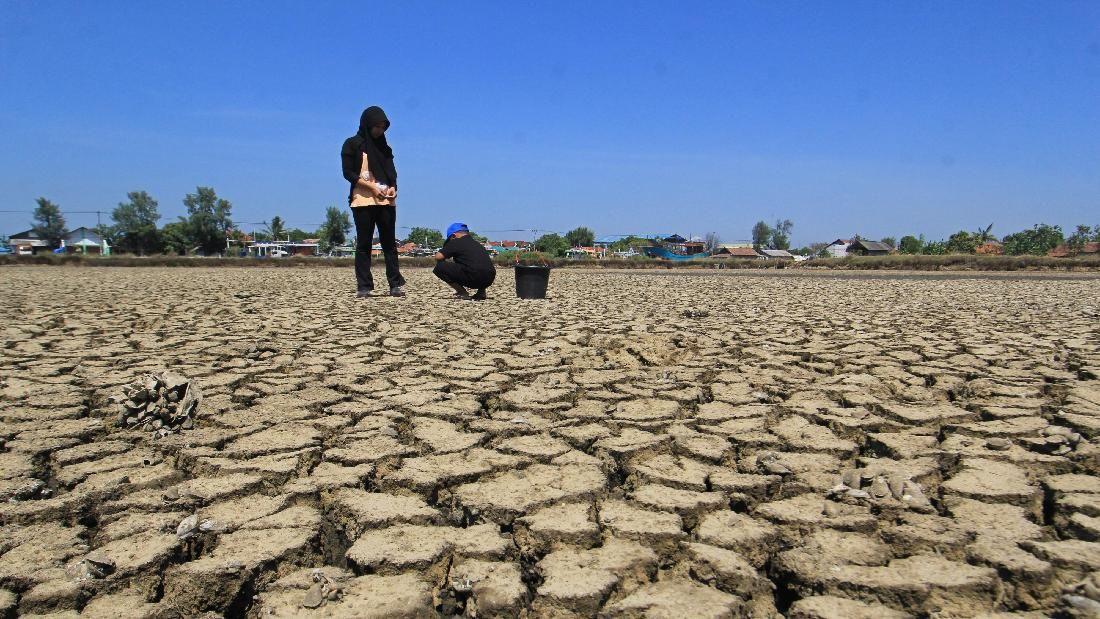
[341,105,406,297]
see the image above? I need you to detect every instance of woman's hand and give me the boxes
[384,186,397,199]
[365,182,386,199]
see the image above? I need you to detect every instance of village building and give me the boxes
[7,228,110,255]
[845,239,893,256]
[1049,242,1100,258]
[711,245,763,259]
[823,239,852,258]
[564,246,605,259]
[62,227,110,254]
[8,229,50,255]
[975,240,1004,255]
[759,249,795,261]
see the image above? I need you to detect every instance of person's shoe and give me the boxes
[356,288,373,298]
[389,286,406,297]
[453,291,471,299]
[471,288,488,301]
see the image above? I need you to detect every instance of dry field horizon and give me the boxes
[2,266,1099,617]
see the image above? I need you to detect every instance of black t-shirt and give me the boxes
[441,235,495,279]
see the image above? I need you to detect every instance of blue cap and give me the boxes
[445,222,469,239]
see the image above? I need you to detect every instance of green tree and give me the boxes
[407,226,444,248]
[31,197,67,248]
[608,235,648,252]
[265,216,286,242]
[565,226,595,248]
[534,233,570,257]
[974,223,995,244]
[1002,224,1064,256]
[945,230,979,254]
[1067,224,1094,254]
[111,190,161,255]
[751,221,772,249]
[922,239,948,255]
[770,219,793,250]
[161,221,191,255]
[470,232,489,244]
[182,187,233,255]
[898,235,922,254]
[92,223,116,247]
[318,206,352,252]
[880,237,897,249]
[286,228,311,242]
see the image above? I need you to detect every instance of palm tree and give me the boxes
[264,216,287,242]
[974,223,994,244]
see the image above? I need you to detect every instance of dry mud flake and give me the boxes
[450,463,606,522]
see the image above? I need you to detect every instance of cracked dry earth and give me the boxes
[1,267,1099,618]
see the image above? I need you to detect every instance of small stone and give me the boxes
[985,437,1012,451]
[302,583,324,609]
[901,480,934,513]
[762,461,791,476]
[887,475,908,500]
[869,476,890,499]
[840,469,860,488]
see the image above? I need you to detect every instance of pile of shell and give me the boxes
[301,569,344,609]
[755,451,793,476]
[113,371,201,438]
[66,551,116,580]
[827,468,935,513]
[1063,573,1100,615]
[1023,425,1085,457]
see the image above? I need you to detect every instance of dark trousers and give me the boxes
[352,206,405,291]
[433,261,495,290]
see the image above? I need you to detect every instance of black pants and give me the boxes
[352,206,405,291]
[433,261,495,290]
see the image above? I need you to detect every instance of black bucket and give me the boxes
[514,265,551,299]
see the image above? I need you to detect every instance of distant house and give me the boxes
[663,234,687,244]
[284,242,319,256]
[1049,242,1100,258]
[846,240,893,256]
[8,229,49,255]
[565,246,604,259]
[62,227,110,254]
[759,249,795,261]
[712,246,762,259]
[975,240,1004,255]
[823,239,852,258]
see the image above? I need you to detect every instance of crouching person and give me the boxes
[434,222,496,300]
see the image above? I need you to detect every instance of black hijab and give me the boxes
[358,106,397,188]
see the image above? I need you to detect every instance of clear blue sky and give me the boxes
[1,1,1097,245]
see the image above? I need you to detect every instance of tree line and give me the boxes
[27,188,362,255]
[24,194,1098,259]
